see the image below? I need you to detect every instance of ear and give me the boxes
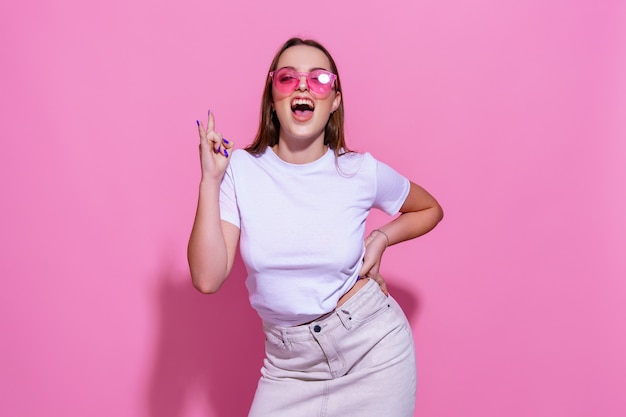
[331,91,341,113]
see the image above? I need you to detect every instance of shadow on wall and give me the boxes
[148,255,264,417]
[386,278,420,329]
[386,278,421,327]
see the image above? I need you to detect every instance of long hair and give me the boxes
[245,38,350,156]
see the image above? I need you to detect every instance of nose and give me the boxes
[297,75,308,91]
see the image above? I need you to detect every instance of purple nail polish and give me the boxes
[217,145,221,152]
[208,109,211,116]
[196,120,200,126]
[223,138,229,144]
[224,149,229,157]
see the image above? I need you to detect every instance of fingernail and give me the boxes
[224,149,229,157]
[208,109,211,116]
[223,138,229,144]
[196,120,200,126]
[217,145,221,152]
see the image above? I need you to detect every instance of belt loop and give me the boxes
[286,329,296,350]
[279,328,289,345]
[337,308,353,330]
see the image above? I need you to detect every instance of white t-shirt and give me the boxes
[220,147,410,326]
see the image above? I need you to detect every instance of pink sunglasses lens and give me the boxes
[308,70,334,95]
[273,69,299,93]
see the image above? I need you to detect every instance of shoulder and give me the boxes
[354,151,403,173]
[335,150,377,172]
[340,151,408,185]
[230,148,255,162]
[339,150,380,162]
[228,149,266,168]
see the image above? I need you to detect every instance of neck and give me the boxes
[273,135,328,164]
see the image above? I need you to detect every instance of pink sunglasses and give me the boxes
[269,67,337,97]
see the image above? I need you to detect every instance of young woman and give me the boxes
[188,37,443,416]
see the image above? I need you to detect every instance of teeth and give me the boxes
[291,98,314,109]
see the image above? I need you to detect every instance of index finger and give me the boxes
[207,109,215,132]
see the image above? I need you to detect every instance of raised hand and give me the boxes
[196,110,233,181]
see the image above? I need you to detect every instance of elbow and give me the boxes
[188,250,228,294]
[190,271,224,294]
[434,203,444,224]
[192,278,221,294]
[423,202,444,233]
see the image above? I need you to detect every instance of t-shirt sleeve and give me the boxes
[373,158,411,215]
[219,163,241,228]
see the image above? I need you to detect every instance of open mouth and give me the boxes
[291,98,315,118]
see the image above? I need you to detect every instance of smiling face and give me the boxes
[271,45,342,148]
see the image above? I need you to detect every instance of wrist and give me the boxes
[371,229,390,247]
[199,177,222,193]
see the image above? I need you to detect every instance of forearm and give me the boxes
[372,180,444,246]
[375,207,443,247]
[187,180,230,293]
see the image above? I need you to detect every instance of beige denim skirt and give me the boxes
[248,279,417,417]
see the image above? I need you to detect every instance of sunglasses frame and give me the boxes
[269,67,337,97]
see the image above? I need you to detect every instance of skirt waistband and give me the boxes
[262,278,387,343]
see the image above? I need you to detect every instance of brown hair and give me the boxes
[245,37,350,156]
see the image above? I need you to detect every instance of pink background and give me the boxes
[1,0,625,416]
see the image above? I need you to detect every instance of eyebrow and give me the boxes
[279,66,331,72]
